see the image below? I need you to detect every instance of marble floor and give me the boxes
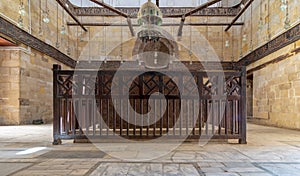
[0,123,300,176]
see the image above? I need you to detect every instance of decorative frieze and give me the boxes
[74,7,240,17]
[238,24,300,66]
[0,16,76,68]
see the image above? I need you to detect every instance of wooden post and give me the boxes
[239,66,247,144]
[53,64,62,145]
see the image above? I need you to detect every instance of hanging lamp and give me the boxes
[43,0,50,24]
[18,0,26,16]
[60,10,66,35]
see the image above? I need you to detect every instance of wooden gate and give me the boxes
[53,62,246,144]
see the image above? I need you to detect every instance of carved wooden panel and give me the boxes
[74,7,240,17]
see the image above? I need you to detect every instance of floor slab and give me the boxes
[0,123,300,175]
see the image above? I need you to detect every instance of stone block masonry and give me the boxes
[250,44,300,129]
[0,47,70,125]
[0,49,20,125]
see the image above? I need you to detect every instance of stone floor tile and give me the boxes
[0,123,300,175]
[69,168,90,175]
[0,163,32,175]
[201,167,225,173]
[238,172,273,176]
[222,162,255,168]
[204,172,240,176]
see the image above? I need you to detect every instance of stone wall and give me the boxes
[19,49,71,124]
[0,48,20,125]
[248,41,300,129]
[241,0,300,129]
[76,16,241,62]
[0,0,242,62]
[0,0,78,58]
[0,47,70,125]
[1,0,299,63]
[241,0,300,56]
[1,0,300,128]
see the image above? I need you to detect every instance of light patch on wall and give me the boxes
[30,57,35,64]
[39,86,45,94]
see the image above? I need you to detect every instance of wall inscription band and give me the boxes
[0,16,76,68]
[238,24,300,66]
[74,7,240,17]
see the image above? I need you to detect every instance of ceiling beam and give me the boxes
[0,16,76,68]
[177,0,222,36]
[55,0,87,32]
[127,17,135,36]
[88,0,134,36]
[89,0,129,17]
[170,0,222,18]
[225,0,253,31]
[73,7,239,17]
[177,16,185,37]
[67,22,244,27]
[184,0,222,17]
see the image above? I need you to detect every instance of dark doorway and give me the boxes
[246,74,253,118]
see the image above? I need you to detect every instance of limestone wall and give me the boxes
[0,47,70,125]
[0,0,78,59]
[0,48,20,125]
[76,16,241,62]
[0,0,246,62]
[241,0,300,129]
[241,0,300,56]
[19,49,71,124]
[248,41,300,129]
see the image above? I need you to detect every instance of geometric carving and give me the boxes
[53,64,247,144]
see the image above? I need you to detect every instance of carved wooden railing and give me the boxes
[53,63,246,144]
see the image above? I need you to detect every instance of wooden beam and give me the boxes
[184,0,222,17]
[127,18,135,36]
[0,16,76,68]
[225,0,253,31]
[177,16,185,37]
[55,0,87,32]
[239,66,247,144]
[88,0,134,35]
[67,22,244,27]
[89,0,129,18]
[237,23,300,66]
[74,7,240,17]
[170,0,222,18]
[176,0,222,36]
